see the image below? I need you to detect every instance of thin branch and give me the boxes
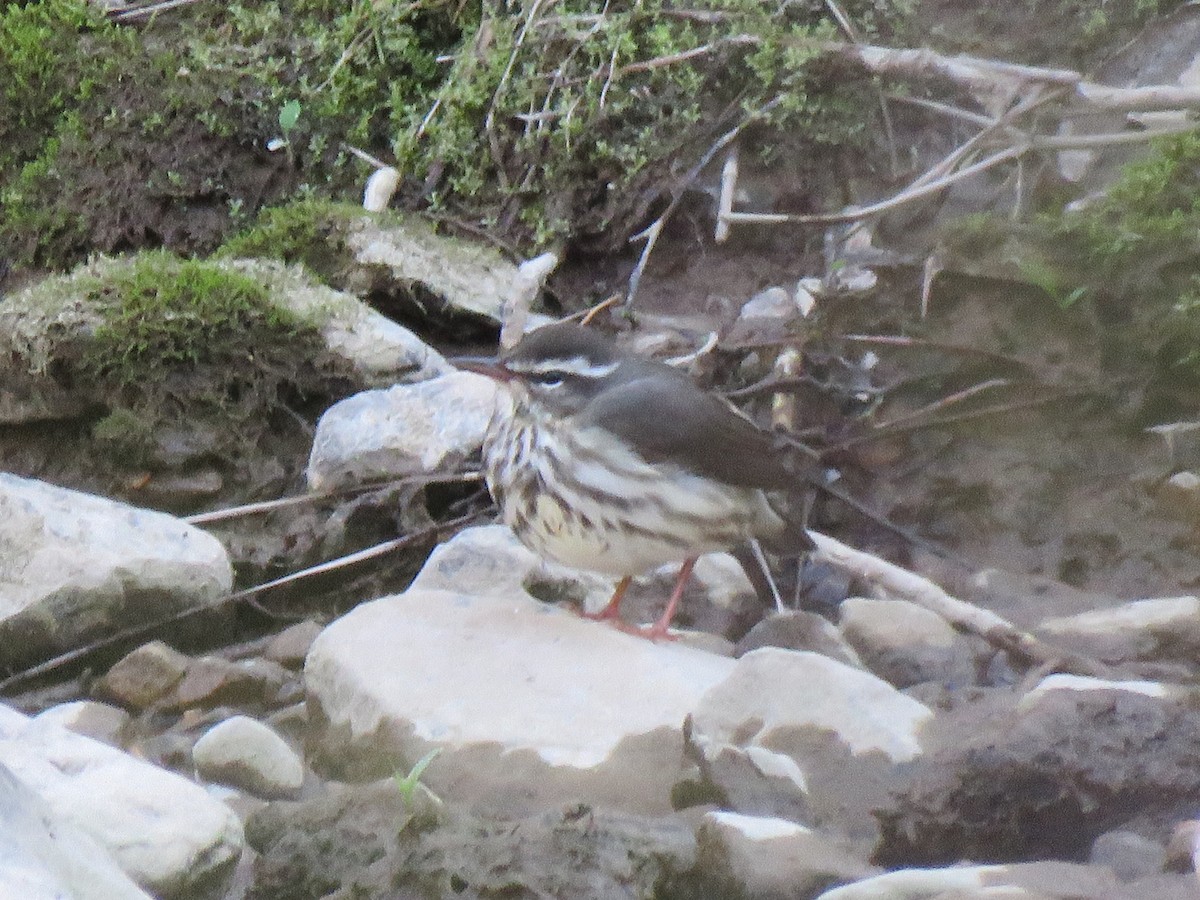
[0,514,481,694]
[868,377,1012,432]
[616,34,758,77]
[808,530,1111,676]
[885,92,996,128]
[109,0,206,21]
[829,390,1083,450]
[185,472,481,526]
[626,95,784,307]
[720,143,1024,227]
[841,333,1037,371]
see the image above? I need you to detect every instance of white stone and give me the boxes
[1019,674,1169,711]
[305,588,736,814]
[794,282,817,317]
[362,166,400,212]
[707,810,809,840]
[192,715,304,800]
[306,371,498,491]
[817,861,1125,899]
[699,810,877,898]
[815,865,1004,899]
[739,286,795,320]
[744,746,808,792]
[0,704,243,898]
[0,763,151,900]
[692,648,933,763]
[1037,595,1200,663]
[0,474,232,671]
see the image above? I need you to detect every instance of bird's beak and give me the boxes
[451,355,517,383]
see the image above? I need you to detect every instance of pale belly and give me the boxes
[483,403,783,577]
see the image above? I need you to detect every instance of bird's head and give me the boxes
[455,322,624,415]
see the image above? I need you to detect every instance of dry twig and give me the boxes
[0,513,482,694]
[808,530,1111,676]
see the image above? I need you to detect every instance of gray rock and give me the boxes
[192,715,304,800]
[0,257,447,430]
[878,674,1200,865]
[305,588,736,816]
[0,475,232,672]
[688,648,932,837]
[696,811,879,899]
[1090,829,1166,882]
[0,763,151,900]
[245,780,696,899]
[94,641,191,710]
[735,610,863,667]
[1036,595,1200,665]
[220,258,450,385]
[164,655,293,712]
[306,371,499,491]
[0,704,243,898]
[343,214,520,323]
[838,597,977,688]
[263,620,324,668]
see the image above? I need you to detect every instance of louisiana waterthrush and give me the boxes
[460,322,812,639]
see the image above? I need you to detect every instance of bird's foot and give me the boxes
[578,604,624,622]
[612,619,678,642]
[574,576,631,623]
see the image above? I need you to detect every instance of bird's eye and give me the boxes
[532,370,567,388]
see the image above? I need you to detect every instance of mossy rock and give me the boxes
[220,200,518,327]
[0,252,364,464]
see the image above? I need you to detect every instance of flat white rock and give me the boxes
[0,763,151,900]
[305,587,736,815]
[0,704,243,898]
[693,648,933,764]
[0,474,232,671]
[1037,595,1200,663]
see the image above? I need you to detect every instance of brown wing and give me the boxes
[578,375,801,490]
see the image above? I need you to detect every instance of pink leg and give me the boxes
[581,576,631,622]
[618,557,696,642]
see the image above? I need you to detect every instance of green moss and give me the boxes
[0,0,116,174]
[217,199,366,274]
[78,251,309,391]
[394,0,905,248]
[2,0,910,267]
[1040,132,1200,301]
[92,407,158,467]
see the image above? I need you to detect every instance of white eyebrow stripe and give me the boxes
[521,357,620,378]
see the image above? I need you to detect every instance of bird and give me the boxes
[458,321,813,640]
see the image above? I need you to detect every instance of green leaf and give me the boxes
[393,747,442,804]
[278,99,301,133]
